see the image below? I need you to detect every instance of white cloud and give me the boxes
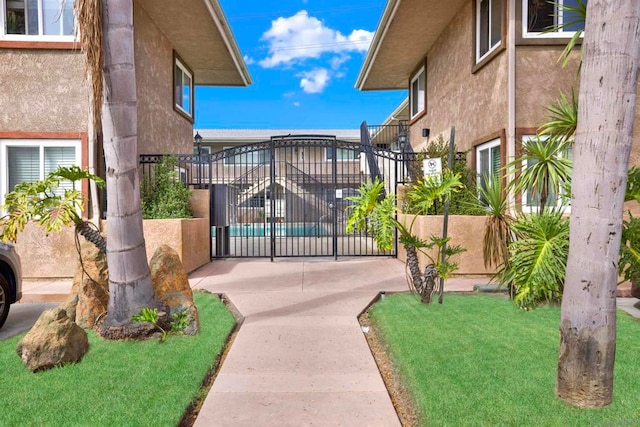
[259,11,373,68]
[329,54,350,70]
[243,55,255,65]
[299,68,330,93]
[293,101,301,107]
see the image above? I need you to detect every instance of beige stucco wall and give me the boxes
[16,190,210,278]
[397,213,494,276]
[409,2,508,153]
[134,3,192,155]
[515,46,581,130]
[0,49,87,132]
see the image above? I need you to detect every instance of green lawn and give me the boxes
[0,291,236,426]
[368,293,640,426]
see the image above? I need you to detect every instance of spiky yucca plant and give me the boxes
[477,174,513,269]
[538,90,578,143]
[508,136,573,214]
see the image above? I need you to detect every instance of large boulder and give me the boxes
[150,245,199,335]
[16,308,89,372]
[65,241,109,329]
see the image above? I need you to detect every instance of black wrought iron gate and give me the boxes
[203,135,405,259]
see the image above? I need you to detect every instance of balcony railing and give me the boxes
[366,120,409,151]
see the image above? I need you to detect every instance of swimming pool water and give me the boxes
[212,223,330,237]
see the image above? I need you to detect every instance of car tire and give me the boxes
[0,275,10,329]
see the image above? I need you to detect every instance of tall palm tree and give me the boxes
[76,0,160,335]
[556,0,640,407]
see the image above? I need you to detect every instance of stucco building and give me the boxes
[0,0,251,218]
[357,0,640,213]
[0,0,251,277]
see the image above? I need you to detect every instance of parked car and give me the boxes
[0,242,22,329]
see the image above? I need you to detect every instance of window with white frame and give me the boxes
[174,56,193,119]
[476,138,501,196]
[0,139,81,210]
[410,67,425,119]
[523,0,586,37]
[325,147,360,161]
[520,135,573,212]
[1,0,75,39]
[223,146,270,165]
[476,0,502,62]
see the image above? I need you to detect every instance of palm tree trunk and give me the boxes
[99,0,159,332]
[556,0,640,407]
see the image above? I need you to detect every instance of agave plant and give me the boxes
[499,209,570,310]
[0,166,106,253]
[346,172,465,303]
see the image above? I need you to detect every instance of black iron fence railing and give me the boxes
[140,149,425,192]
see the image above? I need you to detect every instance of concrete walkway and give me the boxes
[189,257,412,427]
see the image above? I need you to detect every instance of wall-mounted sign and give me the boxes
[422,157,442,185]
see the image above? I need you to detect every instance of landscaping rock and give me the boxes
[16,307,89,372]
[150,245,199,335]
[70,241,109,329]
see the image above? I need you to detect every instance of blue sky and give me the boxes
[194,0,407,130]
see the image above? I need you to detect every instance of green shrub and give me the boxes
[499,209,569,309]
[142,156,193,219]
[403,136,484,216]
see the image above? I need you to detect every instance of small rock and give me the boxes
[16,308,89,372]
[150,245,199,335]
[70,241,109,329]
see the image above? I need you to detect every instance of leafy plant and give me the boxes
[171,311,189,334]
[346,172,465,303]
[620,167,640,292]
[404,136,483,216]
[498,209,570,310]
[421,235,466,281]
[142,156,193,219]
[131,307,191,341]
[0,166,106,252]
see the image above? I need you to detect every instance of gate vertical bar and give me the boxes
[208,153,213,260]
[394,151,399,257]
[269,138,276,261]
[332,140,338,260]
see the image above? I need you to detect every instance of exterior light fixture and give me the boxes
[194,131,203,187]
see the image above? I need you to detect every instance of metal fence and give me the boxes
[140,135,424,260]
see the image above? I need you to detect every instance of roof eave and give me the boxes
[203,0,252,86]
[355,0,400,91]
